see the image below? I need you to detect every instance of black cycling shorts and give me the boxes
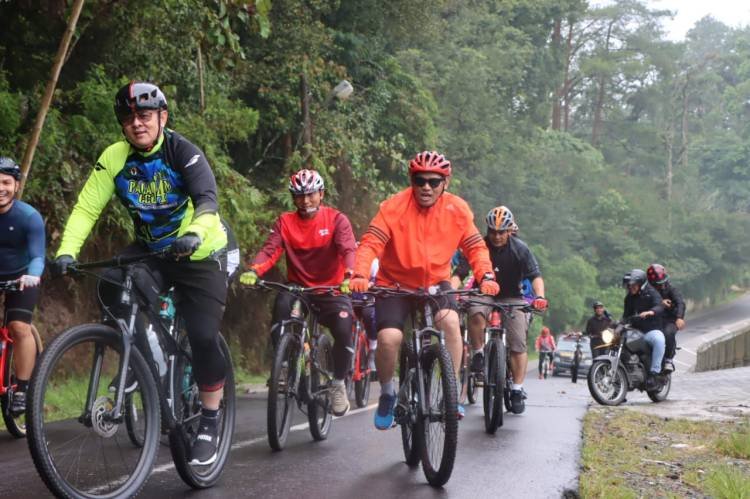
[374,281,457,331]
[2,284,40,324]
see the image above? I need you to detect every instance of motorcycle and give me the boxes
[587,316,671,405]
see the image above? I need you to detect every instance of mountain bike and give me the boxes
[348,297,372,408]
[463,299,535,434]
[26,253,236,498]
[0,280,43,438]
[256,280,341,451]
[366,286,472,487]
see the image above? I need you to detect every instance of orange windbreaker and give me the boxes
[354,188,493,290]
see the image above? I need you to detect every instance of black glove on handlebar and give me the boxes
[170,233,201,257]
[51,255,76,278]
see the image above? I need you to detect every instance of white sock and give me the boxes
[380,380,395,395]
[332,378,345,386]
[369,340,377,350]
[512,383,523,391]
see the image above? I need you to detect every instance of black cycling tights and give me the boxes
[272,290,353,380]
[538,352,554,375]
[99,244,228,392]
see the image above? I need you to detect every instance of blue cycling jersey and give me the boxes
[0,200,46,277]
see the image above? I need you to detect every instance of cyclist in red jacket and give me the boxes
[535,327,556,379]
[241,169,357,416]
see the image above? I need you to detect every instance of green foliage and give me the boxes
[4,0,750,364]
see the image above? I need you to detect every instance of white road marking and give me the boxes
[679,347,696,356]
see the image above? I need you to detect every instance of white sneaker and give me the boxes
[331,382,350,416]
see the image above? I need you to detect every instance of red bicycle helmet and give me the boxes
[408,151,452,177]
[647,263,669,285]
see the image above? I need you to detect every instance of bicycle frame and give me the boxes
[0,325,14,396]
[74,258,188,432]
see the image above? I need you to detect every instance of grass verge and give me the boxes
[580,408,750,498]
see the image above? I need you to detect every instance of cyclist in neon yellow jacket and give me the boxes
[52,81,228,466]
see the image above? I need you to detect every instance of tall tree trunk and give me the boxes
[18,0,86,199]
[591,20,614,147]
[679,73,689,170]
[562,21,574,132]
[197,43,206,113]
[300,72,312,168]
[665,122,674,230]
[551,18,562,130]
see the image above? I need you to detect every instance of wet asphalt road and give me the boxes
[0,369,589,499]
[1,295,745,498]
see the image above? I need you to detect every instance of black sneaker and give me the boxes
[10,391,26,416]
[190,418,219,466]
[510,388,527,414]
[471,352,484,373]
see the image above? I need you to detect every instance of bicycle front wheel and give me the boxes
[420,344,458,487]
[2,324,42,438]
[26,323,160,499]
[267,330,300,451]
[398,340,420,466]
[169,332,236,489]
[571,351,581,383]
[354,335,371,408]
[308,334,333,441]
[483,339,505,434]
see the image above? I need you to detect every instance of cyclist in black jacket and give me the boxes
[647,264,685,372]
[622,269,665,389]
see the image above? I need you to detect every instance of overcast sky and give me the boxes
[590,0,750,40]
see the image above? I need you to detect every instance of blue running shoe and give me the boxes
[457,404,465,420]
[374,393,397,430]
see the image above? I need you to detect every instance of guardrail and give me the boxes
[695,324,750,372]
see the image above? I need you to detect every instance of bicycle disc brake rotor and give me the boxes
[91,396,119,438]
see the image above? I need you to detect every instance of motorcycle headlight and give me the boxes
[601,328,615,344]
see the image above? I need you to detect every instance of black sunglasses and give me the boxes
[412,176,445,188]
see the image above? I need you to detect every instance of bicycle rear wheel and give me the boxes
[420,344,458,487]
[27,324,160,499]
[398,340,420,466]
[308,334,333,441]
[1,324,42,438]
[483,339,505,434]
[169,333,236,489]
[267,330,299,451]
[354,335,371,408]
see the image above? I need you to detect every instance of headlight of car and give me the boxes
[601,328,615,344]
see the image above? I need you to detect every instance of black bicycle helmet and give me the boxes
[0,157,21,180]
[114,81,168,123]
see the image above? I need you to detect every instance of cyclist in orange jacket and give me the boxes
[350,151,499,429]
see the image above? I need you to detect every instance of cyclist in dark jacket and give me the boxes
[647,264,685,371]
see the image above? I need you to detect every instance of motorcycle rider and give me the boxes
[647,264,685,372]
[584,300,613,359]
[622,269,666,390]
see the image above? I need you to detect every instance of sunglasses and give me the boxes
[412,176,445,188]
[121,110,156,126]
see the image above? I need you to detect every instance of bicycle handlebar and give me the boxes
[67,249,171,271]
[253,279,342,295]
[365,286,483,298]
